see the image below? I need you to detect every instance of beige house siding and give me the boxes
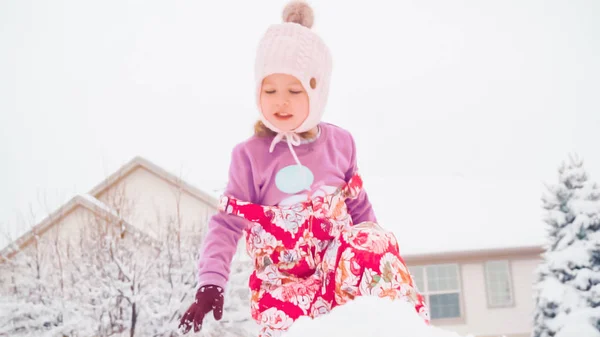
[94,167,214,244]
[1,196,129,262]
[87,156,247,258]
[405,248,542,337]
[90,164,247,259]
[0,201,150,292]
[1,206,88,289]
[446,259,539,337]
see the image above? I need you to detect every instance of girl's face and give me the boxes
[260,73,309,132]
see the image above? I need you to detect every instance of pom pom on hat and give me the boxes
[282,1,314,29]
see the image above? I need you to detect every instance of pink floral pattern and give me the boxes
[220,174,429,337]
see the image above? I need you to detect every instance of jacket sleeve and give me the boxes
[197,143,258,289]
[344,134,378,224]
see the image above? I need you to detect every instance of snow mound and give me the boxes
[286,296,473,337]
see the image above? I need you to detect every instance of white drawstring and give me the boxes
[269,131,303,166]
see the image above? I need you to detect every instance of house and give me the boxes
[0,193,158,264]
[404,245,542,337]
[0,156,544,337]
[85,155,220,245]
[0,156,247,285]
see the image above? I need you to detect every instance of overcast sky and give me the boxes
[1,0,599,254]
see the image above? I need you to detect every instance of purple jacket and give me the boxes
[197,122,377,289]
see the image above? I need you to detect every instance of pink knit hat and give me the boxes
[255,1,333,137]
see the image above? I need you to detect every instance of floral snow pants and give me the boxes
[219,174,429,337]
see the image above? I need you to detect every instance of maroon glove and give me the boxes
[178,285,224,334]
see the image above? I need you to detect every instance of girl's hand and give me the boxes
[178,285,224,334]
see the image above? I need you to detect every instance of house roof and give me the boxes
[1,156,547,264]
[1,156,218,262]
[0,194,156,263]
[88,156,219,209]
[403,245,544,265]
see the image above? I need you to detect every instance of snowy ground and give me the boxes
[286,297,473,337]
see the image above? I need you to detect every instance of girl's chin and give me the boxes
[269,121,300,132]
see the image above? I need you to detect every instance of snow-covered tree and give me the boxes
[532,154,600,337]
[0,215,97,337]
[67,233,124,337]
[195,254,256,337]
[138,191,255,337]
[136,212,199,337]
[143,247,255,337]
[1,174,256,337]
[0,240,65,337]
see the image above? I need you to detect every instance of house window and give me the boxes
[410,264,462,320]
[484,260,514,307]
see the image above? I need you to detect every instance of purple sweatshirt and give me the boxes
[197,122,377,289]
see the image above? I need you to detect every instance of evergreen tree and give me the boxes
[532,154,600,337]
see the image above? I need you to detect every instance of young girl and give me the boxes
[179,1,429,335]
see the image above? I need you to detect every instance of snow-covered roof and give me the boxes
[88,156,219,209]
[0,156,221,256]
[79,193,121,218]
[0,194,156,263]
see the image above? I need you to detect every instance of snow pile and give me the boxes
[286,296,473,337]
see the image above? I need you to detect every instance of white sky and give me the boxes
[1,0,599,254]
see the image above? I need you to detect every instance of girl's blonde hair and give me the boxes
[253,120,317,139]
